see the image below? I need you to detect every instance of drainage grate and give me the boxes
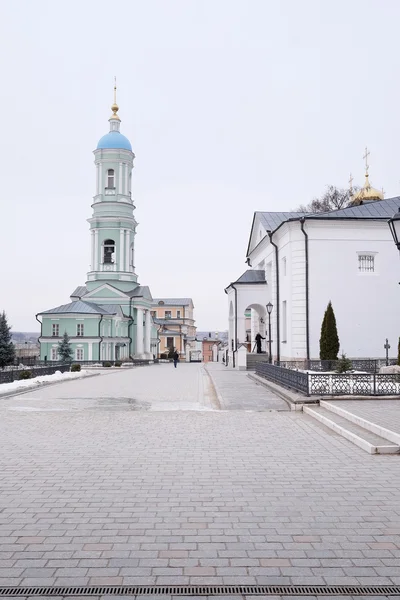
[1,586,400,597]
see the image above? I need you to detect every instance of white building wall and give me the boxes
[307,220,399,358]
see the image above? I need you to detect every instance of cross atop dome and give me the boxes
[96,81,133,151]
[110,77,120,122]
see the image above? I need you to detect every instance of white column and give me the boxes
[144,310,151,356]
[119,163,123,194]
[99,163,103,194]
[237,316,247,346]
[94,230,99,271]
[91,230,95,271]
[125,231,130,272]
[125,164,128,195]
[96,164,99,195]
[88,342,93,360]
[136,308,144,356]
[119,229,125,271]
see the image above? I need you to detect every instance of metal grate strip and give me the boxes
[1,585,400,597]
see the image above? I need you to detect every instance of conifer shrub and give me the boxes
[336,353,352,373]
[319,301,340,362]
[114,361,122,367]
[18,370,32,380]
[71,364,81,372]
[102,361,112,367]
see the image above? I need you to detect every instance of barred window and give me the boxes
[358,254,375,272]
[77,324,84,336]
[52,324,59,337]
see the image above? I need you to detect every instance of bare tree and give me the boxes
[295,185,357,213]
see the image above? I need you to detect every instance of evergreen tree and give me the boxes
[397,337,400,367]
[58,331,73,363]
[336,353,352,373]
[0,311,16,369]
[319,301,340,361]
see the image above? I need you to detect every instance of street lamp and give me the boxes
[266,302,273,363]
[389,208,400,251]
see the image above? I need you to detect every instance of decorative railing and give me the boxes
[0,364,70,385]
[275,359,397,374]
[256,362,400,397]
[256,362,309,395]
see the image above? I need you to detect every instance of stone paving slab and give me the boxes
[206,364,289,411]
[0,366,399,585]
[327,400,400,436]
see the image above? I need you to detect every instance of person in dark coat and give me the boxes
[255,332,265,354]
[173,351,179,368]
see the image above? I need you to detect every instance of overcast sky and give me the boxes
[1,0,399,332]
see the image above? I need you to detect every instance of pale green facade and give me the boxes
[37,97,157,362]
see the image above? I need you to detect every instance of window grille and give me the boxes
[52,324,59,337]
[358,254,375,272]
[76,348,83,360]
[77,324,84,336]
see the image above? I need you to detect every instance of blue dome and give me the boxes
[97,131,132,151]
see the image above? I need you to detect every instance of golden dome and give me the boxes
[350,173,383,205]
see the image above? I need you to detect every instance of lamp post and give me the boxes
[388,208,400,251]
[266,302,273,363]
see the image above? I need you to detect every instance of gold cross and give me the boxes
[363,146,370,174]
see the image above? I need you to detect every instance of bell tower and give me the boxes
[86,82,138,292]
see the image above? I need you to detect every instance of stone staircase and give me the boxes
[246,353,268,371]
[304,400,400,454]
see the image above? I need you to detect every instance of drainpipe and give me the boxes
[300,218,310,361]
[98,314,104,360]
[35,314,42,361]
[128,296,134,360]
[268,232,280,362]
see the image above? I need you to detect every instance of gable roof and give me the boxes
[306,196,399,220]
[153,298,193,306]
[235,269,266,284]
[247,197,399,258]
[38,300,114,316]
[70,285,88,299]
[127,286,153,301]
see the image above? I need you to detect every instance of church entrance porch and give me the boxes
[225,269,269,369]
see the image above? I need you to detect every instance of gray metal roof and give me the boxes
[258,211,307,231]
[98,304,123,316]
[306,196,399,220]
[153,298,193,306]
[38,300,112,316]
[127,286,153,300]
[234,270,266,284]
[70,285,88,298]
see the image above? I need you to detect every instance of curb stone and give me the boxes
[0,371,102,399]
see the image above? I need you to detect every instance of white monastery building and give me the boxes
[226,168,400,367]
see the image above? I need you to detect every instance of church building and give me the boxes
[37,87,157,362]
[226,155,400,366]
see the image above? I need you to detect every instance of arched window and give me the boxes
[107,169,115,188]
[103,239,115,264]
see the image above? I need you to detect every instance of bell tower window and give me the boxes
[103,239,115,264]
[107,169,115,189]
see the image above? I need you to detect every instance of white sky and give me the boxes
[1,0,400,332]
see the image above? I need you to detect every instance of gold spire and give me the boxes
[110,76,120,121]
[350,147,383,204]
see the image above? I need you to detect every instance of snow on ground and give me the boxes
[0,370,92,395]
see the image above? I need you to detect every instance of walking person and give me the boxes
[173,350,179,368]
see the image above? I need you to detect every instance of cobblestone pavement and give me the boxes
[327,399,400,435]
[206,364,289,411]
[0,364,399,587]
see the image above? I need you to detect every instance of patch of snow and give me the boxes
[0,370,91,395]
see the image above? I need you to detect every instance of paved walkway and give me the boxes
[0,364,399,587]
[206,363,289,411]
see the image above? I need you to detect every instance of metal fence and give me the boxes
[256,362,400,397]
[275,358,397,374]
[0,364,70,385]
